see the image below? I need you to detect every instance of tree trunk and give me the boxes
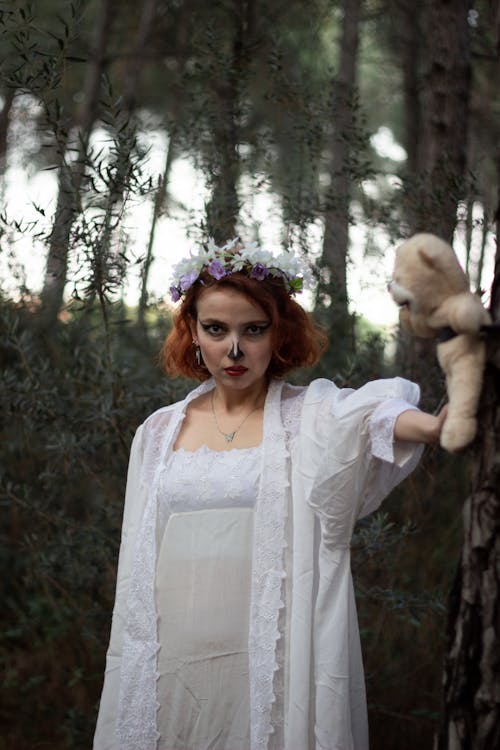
[475,209,488,295]
[137,128,176,330]
[0,88,15,175]
[494,155,500,313]
[39,0,160,329]
[204,0,255,241]
[415,0,472,242]
[396,0,471,393]
[439,154,500,750]
[464,197,474,282]
[39,0,114,329]
[316,0,362,365]
[399,0,422,179]
[122,0,159,111]
[107,0,160,208]
[439,362,500,749]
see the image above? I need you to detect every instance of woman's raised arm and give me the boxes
[394,404,448,444]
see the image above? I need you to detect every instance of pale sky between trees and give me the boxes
[1,110,494,327]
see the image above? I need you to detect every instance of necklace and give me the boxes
[211,390,262,443]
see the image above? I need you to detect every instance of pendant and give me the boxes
[224,432,236,443]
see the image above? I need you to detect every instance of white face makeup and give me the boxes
[228,336,243,360]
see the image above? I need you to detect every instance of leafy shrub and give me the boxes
[0,298,187,749]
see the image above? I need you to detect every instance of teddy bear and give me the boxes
[389,232,491,453]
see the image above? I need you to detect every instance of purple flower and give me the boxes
[179,269,199,292]
[250,263,269,281]
[170,285,181,302]
[207,259,226,280]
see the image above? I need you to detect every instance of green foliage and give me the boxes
[310,313,388,386]
[0,0,88,164]
[352,449,465,749]
[0,298,188,748]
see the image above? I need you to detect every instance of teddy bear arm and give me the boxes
[437,337,486,452]
[429,294,490,334]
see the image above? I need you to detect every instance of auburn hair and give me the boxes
[160,271,328,380]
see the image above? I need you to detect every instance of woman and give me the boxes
[94,239,446,750]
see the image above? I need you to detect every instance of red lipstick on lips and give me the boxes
[224,366,248,377]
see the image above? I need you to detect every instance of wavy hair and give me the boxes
[160,271,327,380]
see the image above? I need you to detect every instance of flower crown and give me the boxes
[168,237,311,302]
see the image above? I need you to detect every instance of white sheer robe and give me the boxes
[94,377,422,750]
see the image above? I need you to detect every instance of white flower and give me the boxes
[168,237,312,302]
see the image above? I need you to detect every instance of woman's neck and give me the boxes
[212,378,269,414]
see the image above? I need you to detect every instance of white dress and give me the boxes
[155,446,260,749]
[93,378,423,750]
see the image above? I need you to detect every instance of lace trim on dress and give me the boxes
[369,398,419,463]
[140,406,175,489]
[249,379,289,750]
[116,490,160,749]
[158,444,262,512]
[280,384,306,442]
[270,385,304,749]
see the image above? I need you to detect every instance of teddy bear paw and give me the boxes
[440,416,477,453]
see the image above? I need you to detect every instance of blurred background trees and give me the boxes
[1,0,499,748]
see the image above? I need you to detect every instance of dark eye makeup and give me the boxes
[200,321,270,336]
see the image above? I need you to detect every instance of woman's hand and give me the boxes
[394,404,448,445]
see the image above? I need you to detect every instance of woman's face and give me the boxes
[191,286,273,390]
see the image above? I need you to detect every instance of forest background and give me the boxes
[1,1,499,749]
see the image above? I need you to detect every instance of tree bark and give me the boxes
[0,88,15,175]
[39,0,114,329]
[439,361,500,749]
[137,129,176,330]
[399,0,423,179]
[464,197,474,282]
[316,0,362,364]
[122,0,159,111]
[439,149,500,750]
[415,0,472,243]
[39,0,160,329]
[475,208,488,295]
[108,0,160,205]
[493,154,500,315]
[396,0,471,395]
[204,0,255,241]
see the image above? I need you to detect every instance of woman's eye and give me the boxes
[201,323,269,336]
[201,324,224,335]
[246,324,269,335]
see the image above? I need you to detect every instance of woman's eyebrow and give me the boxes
[199,318,270,325]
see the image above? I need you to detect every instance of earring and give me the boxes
[193,340,202,367]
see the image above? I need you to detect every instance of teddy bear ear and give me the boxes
[418,246,438,269]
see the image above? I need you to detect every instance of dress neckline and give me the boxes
[172,442,263,456]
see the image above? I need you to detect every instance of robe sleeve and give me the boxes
[93,425,147,750]
[369,398,420,464]
[301,377,423,549]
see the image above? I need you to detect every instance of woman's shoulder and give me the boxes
[281,381,307,400]
[131,397,188,478]
[140,399,184,435]
[138,381,211,436]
